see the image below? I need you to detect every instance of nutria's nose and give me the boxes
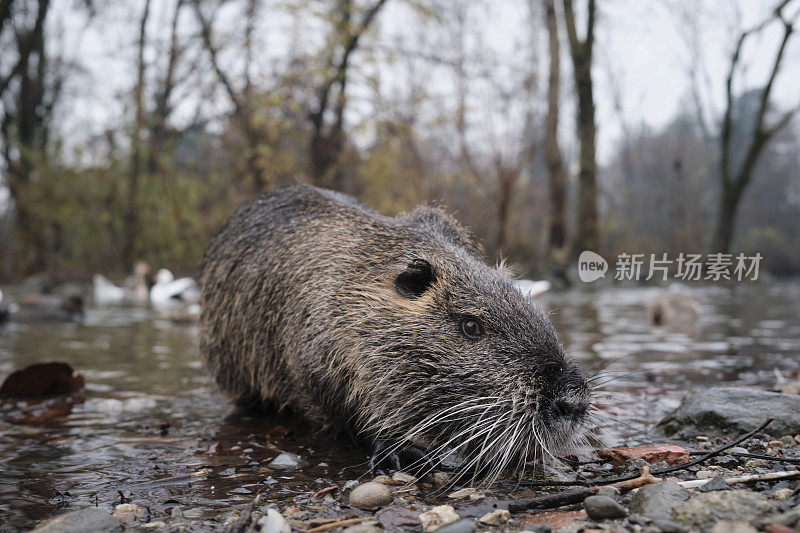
[551,398,588,420]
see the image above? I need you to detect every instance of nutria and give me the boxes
[647,292,700,327]
[200,185,590,480]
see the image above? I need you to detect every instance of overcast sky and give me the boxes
[41,0,800,167]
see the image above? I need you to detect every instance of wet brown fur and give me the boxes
[200,185,589,475]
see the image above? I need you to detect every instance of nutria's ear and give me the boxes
[396,259,436,298]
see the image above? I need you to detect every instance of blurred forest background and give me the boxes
[1,0,799,282]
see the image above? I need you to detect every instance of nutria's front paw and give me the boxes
[368,440,438,477]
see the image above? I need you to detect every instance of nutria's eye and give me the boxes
[460,317,483,340]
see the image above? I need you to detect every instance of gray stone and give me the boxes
[519,526,552,533]
[656,387,800,438]
[697,475,731,492]
[596,485,620,499]
[31,508,123,533]
[349,482,393,510]
[651,519,687,532]
[342,523,382,533]
[583,495,628,519]
[267,452,309,471]
[672,490,775,531]
[629,481,691,521]
[708,520,758,533]
[433,518,475,533]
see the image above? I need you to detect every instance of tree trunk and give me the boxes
[543,0,566,252]
[713,184,738,253]
[123,0,151,272]
[563,0,599,257]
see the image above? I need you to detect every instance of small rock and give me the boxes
[697,475,731,492]
[342,523,382,533]
[763,524,795,533]
[778,435,796,448]
[170,506,185,519]
[478,509,510,526]
[373,475,394,484]
[256,509,291,533]
[349,482,393,510]
[672,491,775,531]
[268,452,309,471]
[627,514,648,525]
[343,480,360,491]
[31,508,123,533]
[767,440,786,449]
[112,503,145,525]
[729,447,749,454]
[708,520,758,533]
[433,472,451,486]
[584,495,628,520]
[140,521,167,528]
[448,488,477,499]
[794,435,800,444]
[652,519,686,533]
[419,505,459,532]
[519,526,552,533]
[696,470,715,479]
[392,471,417,483]
[598,445,690,468]
[656,387,800,438]
[597,486,620,499]
[629,481,691,521]
[772,488,795,500]
[434,518,475,533]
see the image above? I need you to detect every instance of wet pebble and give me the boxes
[349,482,393,510]
[342,523,382,533]
[256,509,291,533]
[31,508,123,533]
[708,520,758,533]
[672,491,775,531]
[597,486,620,499]
[583,495,628,519]
[433,472,451,486]
[434,518,475,533]
[112,503,145,525]
[629,481,690,521]
[268,452,309,471]
[392,471,416,483]
[419,505,459,532]
[651,518,687,532]
[478,509,510,526]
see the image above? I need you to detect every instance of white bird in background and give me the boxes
[92,262,152,305]
[92,274,127,304]
[513,279,552,299]
[149,268,200,308]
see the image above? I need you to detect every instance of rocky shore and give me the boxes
[28,385,800,533]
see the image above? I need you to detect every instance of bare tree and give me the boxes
[0,0,54,272]
[714,0,800,252]
[309,0,389,188]
[543,0,566,254]
[123,0,152,272]
[192,0,269,190]
[563,0,598,256]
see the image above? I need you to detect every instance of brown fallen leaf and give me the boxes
[0,362,84,397]
[598,444,690,468]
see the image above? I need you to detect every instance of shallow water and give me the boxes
[0,281,798,529]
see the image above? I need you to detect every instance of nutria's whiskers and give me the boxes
[200,185,591,481]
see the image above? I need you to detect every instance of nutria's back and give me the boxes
[200,185,590,479]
